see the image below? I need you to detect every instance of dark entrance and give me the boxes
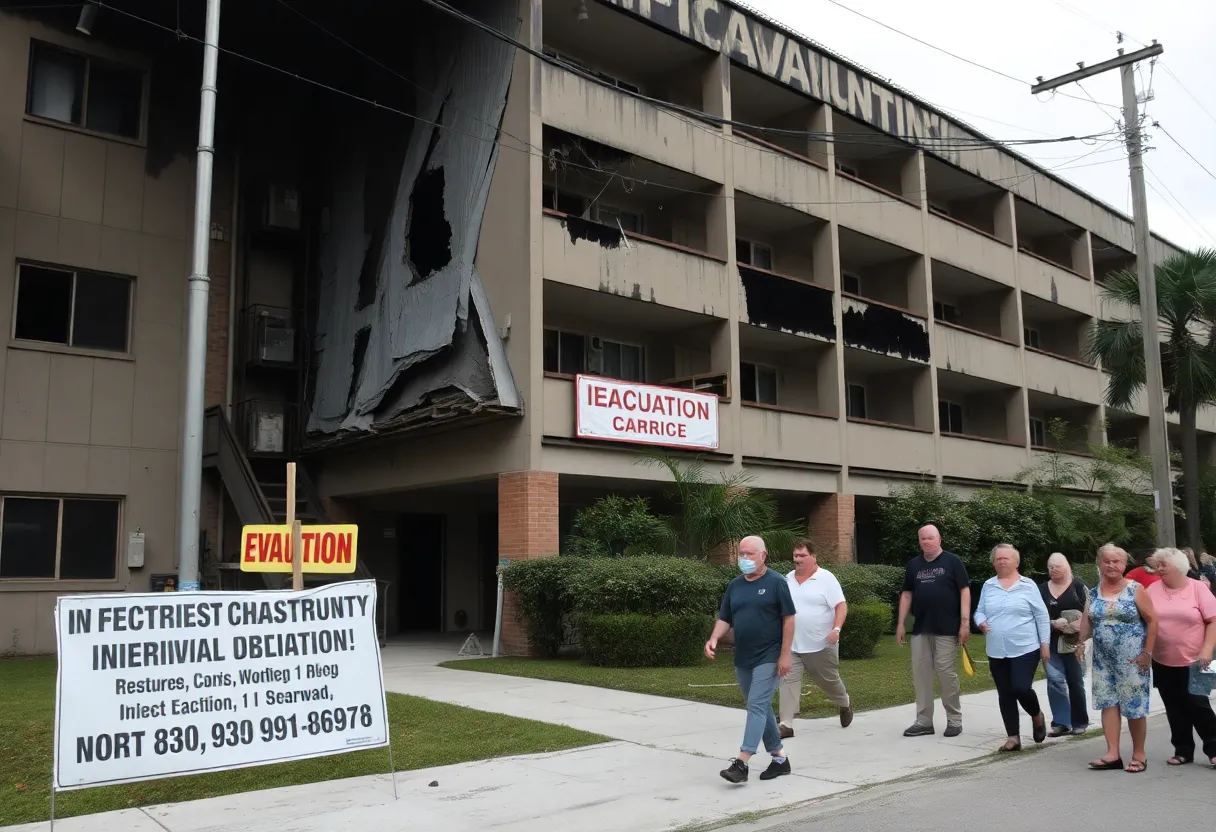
[478,513,498,631]
[398,513,445,632]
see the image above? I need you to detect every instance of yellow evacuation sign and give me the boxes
[240,524,359,573]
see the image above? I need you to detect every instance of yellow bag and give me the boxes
[960,644,976,677]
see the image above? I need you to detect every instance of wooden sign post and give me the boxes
[286,462,304,591]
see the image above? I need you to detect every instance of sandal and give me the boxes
[1166,756,1192,766]
[999,739,1022,753]
[1089,757,1123,770]
[1125,758,1148,773]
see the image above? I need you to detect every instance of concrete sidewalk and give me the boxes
[10,641,1167,832]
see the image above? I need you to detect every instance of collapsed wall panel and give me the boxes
[307,0,520,440]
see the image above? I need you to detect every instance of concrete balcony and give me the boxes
[834,173,925,253]
[541,62,725,184]
[933,323,1022,387]
[927,213,1015,287]
[841,295,930,364]
[846,419,936,474]
[1024,348,1102,405]
[542,211,730,317]
[941,434,1029,482]
[732,132,830,222]
[1018,250,1094,315]
[741,403,840,466]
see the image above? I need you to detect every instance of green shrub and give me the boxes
[502,557,582,657]
[568,557,724,616]
[1073,561,1098,587]
[564,495,674,557]
[579,613,713,667]
[840,602,889,659]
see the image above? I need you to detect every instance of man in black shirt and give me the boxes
[706,535,796,784]
[896,524,971,737]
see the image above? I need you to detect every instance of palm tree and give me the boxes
[640,452,804,560]
[1086,248,1216,551]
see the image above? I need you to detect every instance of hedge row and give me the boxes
[503,556,906,664]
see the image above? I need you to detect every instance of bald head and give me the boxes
[738,536,768,560]
[918,525,943,557]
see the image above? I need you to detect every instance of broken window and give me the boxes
[737,239,773,270]
[933,300,959,324]
[740,362,778,406]
[847,384,867,419]
[938,400,964,433]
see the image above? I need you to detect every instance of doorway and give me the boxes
[398,513,445,632]
[478,513,498,632]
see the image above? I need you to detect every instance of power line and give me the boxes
[822,0,1120,108]
[1158,63,1216,129]
[1144,170,1216,247]
[1153,122,1216,185]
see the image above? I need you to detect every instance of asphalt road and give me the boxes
[730,715,1216,832]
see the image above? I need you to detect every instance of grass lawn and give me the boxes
[0,657,608,827]
[444,635,1040,714]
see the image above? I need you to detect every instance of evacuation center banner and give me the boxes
[53,580,389,791]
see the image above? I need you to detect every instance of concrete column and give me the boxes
[808,104,831,169]
[901,150,925,206]
[999,289,1021,343]
[995,192,1016,245]
[912,366,936,433]
[908,256,930,318]
[1072,229,1094,277]
[1006,388,1029,445]
[808,493,856,563]
[1005,191,1033,449]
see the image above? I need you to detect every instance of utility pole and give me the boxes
[1032,41,1174,547]
[177,0,223,592]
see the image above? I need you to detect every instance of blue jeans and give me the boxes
[1045,641,1088,730]
[736,662,783,756]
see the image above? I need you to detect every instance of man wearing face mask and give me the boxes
[706,535,797,784]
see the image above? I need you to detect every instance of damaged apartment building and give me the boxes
[1,0,1212,653]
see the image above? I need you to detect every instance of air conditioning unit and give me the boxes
[265,184,301,231]
[246,402,287,455]
[255,310,295,365]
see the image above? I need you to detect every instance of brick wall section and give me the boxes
[498,471,559,656]
[199,160,234,582]
[707,539,738,566]
[808,493,855,563]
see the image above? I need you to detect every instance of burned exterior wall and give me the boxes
[739,266,836,341]
[307,0,521,440]
[841,297,930,362]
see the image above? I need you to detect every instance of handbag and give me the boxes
[1188,662,1216,697]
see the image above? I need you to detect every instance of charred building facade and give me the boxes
[0,0,1210,652]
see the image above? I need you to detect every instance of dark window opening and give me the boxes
[1024,327,1041,349]
[1030,417,1046,446]
[842,272,861,295]
[847,384,867,419]
[933,301,959,324]
[407,166,453,282]
[0,496,119,580]
[543,185,588,217]
[13,264,131,351]
[740,362,778,405]
[736,239,773,270]
[26,41,142,139]
[939,400,964,433]
[543,328,586,375]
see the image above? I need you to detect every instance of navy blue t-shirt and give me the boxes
[718,569,796,668]
[902,550,969,636]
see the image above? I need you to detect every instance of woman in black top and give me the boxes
[1040,553,1090,736]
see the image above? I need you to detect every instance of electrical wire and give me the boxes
[1144,172,1216,248]
[1153,123,1216,185]
[91,0,1127,215]
[821,0,1121,108]
[1158,63,1216,129]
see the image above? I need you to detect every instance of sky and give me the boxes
[746,0,1216,252]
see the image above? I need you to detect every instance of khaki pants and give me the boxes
[777,644,850,727]
[911,634,962,728]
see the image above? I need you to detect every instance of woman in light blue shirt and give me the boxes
[975,543,1052,752]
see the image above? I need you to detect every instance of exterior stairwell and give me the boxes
[202,407,383,634]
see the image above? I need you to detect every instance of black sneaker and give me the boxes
[758,757,791,781]
[1048,725,1069,738]
[904,723,935,737]
[943,724,963,738]
[720,758,749,783]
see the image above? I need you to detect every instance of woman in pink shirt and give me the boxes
[1146,547,1216,767]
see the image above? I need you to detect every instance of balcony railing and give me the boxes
[739,265,836,342]
[741,403,841,466]
[846,418,935,473]
[933,322,1021,386]
[940,433,1028,482]
[841,294,930,363]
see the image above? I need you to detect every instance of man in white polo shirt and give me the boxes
[778,539,853,738]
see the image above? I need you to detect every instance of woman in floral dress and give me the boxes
[1079,543,1158,773]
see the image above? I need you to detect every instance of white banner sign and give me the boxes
[575,374,719,451]
[54,580,388,791]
